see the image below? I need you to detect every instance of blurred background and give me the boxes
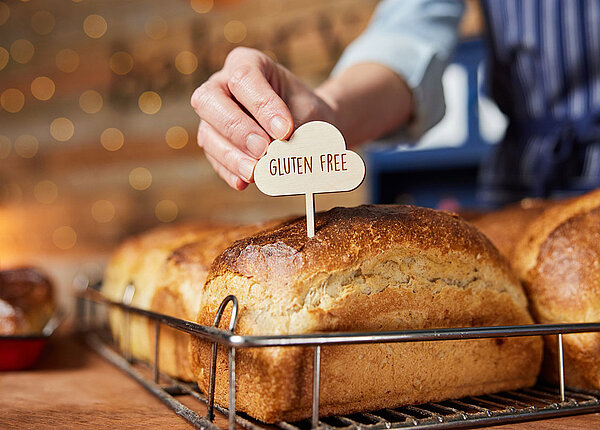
[0,0,492,304]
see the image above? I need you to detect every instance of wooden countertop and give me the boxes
[2,336,600,429]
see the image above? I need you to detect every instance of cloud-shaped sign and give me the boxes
[254,121,365,237]
[254,121,365,196]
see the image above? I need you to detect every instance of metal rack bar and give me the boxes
[81,289,600,348]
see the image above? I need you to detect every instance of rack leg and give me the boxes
[154,319,160,384]
[312,346,321,429]
[558,333,565,402]
[124,311,131,363]
[229,347,236,430]
[207,341,218,422]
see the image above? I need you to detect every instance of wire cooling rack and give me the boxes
[76,283,600,430]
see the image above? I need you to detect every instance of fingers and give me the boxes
[227,63,294,140]
[205,153,248,191]
[197,122,257,188]
[191,78,271,158]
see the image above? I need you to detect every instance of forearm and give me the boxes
[316,63,414,148]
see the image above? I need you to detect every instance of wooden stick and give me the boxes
[305,192,315,238]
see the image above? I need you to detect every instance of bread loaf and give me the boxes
[102,222,225,363]
[190,205,542,423]
[0,268,55,335]
[511,188,600,389]
[470,198,550,261]
[102,221,281,379]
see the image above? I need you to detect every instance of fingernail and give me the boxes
[238,158,256,182]
[247,133,269,158]
[270,116,291,139]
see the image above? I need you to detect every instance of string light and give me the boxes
[50,117,75,142]
[0,2,9,26]
[10,39,34,64]
[31,76,55,101]
[79,89,103,113]
[83,14,107,39]
[109,51,133,75]
[1,88,24,113]
[33,180,58,204]
[52,226,77,250]
[175,51,198,75]
[224,20,247,44]
[14,135,38,158]
[129,167,152,190]
[145,15,168,40]
[138,91,161,115]
[155,200,178,222]
[190,0,213,14]
[91,200,115,223]
[100,127,124,151]
[56,49,79,73]
[0,46,8,71]
[165,126,188,149]
[0,135,10,159]
[31,10,55,35]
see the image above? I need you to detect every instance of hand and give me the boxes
[191,47,337,190]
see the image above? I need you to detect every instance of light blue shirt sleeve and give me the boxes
[332,0,465,140]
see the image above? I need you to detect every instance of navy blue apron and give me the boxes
[478,0,600,208]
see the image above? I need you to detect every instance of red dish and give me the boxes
[0,336,47,371]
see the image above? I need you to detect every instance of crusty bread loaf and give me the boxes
[470,198,550,261]
[0,268,55,335]
[149,223,277,380]
[511,189,600,389]
[190,205,542,423]
[102,222,225,363]
[102,220,283,379]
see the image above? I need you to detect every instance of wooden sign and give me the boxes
[254,121,365,237]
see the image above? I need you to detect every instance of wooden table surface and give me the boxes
[2,336,600,429]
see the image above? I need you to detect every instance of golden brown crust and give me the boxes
[471,198,551,261]
[0,268,55,335]
[524,207,600,388]
[192,205,541,422]
[512,188,600,281]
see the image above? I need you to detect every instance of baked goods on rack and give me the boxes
[0,267,55,335]
[190,204,542,423]
[511,188,600,389]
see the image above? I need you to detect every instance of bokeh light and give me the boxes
[50,117,75,142]
[14,135,38,158]
[175,51,198,75]
[165,126,189,149]
[145,15,168,40]
[129,167,152,190]
[1,88,25,113]
[31,10,55,35]
[10,39,34,64]
[0,135,10,159]
[100,127,124,151]
[31,76,55,101]
[109,51,134,75]
[138,91,162,114]
[33,180,58,204]
[83,14,107,39]
[91,199,115,223]
[79,89,103,113]
[56,49,79,73]
[155,199,178,222]
[224,20,247,44]
[190,0,213,14]
[0,2,9,26]
[0,46,8,71]
[53,226,77,250]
